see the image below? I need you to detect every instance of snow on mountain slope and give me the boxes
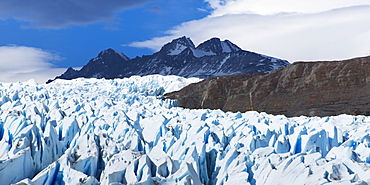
[0,75,370,185]
[51,37,290,83]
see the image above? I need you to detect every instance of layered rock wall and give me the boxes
[166,56,370,117]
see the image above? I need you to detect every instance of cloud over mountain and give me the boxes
[206,0,370,15]
[130,0,370,62]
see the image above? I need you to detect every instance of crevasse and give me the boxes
[0,75,369,185]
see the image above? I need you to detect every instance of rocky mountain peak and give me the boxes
[64,67,78,76]
[160,36,243,58]
[159,36,196,55]
[49,36,290,83]
[97,48,130,61]
[196,37,241,55]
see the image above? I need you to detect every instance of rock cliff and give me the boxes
[165,55,370,117]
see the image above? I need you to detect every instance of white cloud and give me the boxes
[0,0,155,28]
[206,0,370,16]
[0,46,67,83]
[130,0,370,62]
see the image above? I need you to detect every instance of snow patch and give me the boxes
[191,48,216,58]
[167,43,188,55]
[221,41,232,53]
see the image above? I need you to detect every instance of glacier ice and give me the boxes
[0,75,369,184]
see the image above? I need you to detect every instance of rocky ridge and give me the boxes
[49,37,289,82]
[165,55,370,117]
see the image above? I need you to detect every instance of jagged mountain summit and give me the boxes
[49,49,130,82]
[49,37,290,82]
[163,37,241,57]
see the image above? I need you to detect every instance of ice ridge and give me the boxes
[0,75,369,184]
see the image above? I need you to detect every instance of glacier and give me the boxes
[0,75,370,185]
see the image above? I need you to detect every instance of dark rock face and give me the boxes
[49,37,289,82]
[53,49,130,81]
[165,56,370,117]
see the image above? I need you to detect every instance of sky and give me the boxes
[0,0,370,83]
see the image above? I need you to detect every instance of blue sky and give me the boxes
[1,0,370,82]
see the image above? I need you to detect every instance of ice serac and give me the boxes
[49,36,290,82]
[2,75,370,185]
[166,55,370,117]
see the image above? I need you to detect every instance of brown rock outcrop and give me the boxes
[165,55,370,117]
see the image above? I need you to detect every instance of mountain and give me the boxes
[1,76,370,184]
[165,55,370,117]
[48,49,130,82]
[49,36,290,82]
